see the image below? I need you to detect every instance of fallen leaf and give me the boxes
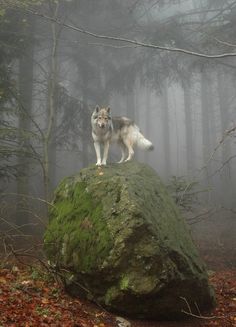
[21,280,33,286]
[12,266,19,273]
[41,298,49,304]
[0,277,7,284]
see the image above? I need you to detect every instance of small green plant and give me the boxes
[51,286,60,298]
[30,267,41,281]
[35,306,50,316]
[29,266,54,283]
[54,311,62,320]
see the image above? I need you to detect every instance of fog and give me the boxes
[1,0,236,264]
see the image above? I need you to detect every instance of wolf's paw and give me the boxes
[96,160,102,166]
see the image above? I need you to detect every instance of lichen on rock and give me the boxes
[44,161,215,319]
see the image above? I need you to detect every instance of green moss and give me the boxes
[44,180,113,272]
[120,275,130,290]
[104,286,121,305]
[43,162,215,318]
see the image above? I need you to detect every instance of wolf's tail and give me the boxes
[135,128,154,151]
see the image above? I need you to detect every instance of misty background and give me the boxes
[0,0,236,261]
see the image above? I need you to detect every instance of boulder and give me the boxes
[44,162,215,319]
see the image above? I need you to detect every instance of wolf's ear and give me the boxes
[106,106,111,113]
[95,105,100,113]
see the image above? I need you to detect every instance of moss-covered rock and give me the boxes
[44,161,215,319]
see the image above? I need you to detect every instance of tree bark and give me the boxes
[160,81,171,179]
[200,70,213,202]
[43,0,59,203]
[183,82,194,176]
[217,68,234,206]
[81,53,90,168]
[16,14,35,228]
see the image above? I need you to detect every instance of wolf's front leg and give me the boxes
[94,141,102,166]
[102,141,110,165]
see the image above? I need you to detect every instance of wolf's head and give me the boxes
[92,105,111,129]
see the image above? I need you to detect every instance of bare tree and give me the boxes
[183,81,195,176]
[16,12,35,228]
[160,80,171,179]
[42,0,60,203]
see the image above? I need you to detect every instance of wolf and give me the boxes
[91,105,154,166]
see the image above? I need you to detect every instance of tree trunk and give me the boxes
[160,81,171,179]
[200,71,213,202]
[126,89,135,120]
[145,83,151,164]
[81,103,90,168]
[16,14,35,228]
[183,82,194,176]
[81,56,90,168]
[43,1,59,204]
[217,68,234,206]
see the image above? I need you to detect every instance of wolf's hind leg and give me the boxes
[94,141,102,166]
[117,142,126,163]
[123,139,134,161]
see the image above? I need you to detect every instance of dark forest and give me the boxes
[0,1,236,326]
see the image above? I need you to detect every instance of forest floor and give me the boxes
[0,245,235,327]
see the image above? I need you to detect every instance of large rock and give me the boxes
[44,162,215,319]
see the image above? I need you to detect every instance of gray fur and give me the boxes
[91,106,153,166]
[112,117,134,131]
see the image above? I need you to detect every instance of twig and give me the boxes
[205,125,236,170]
[9,245,51,272]
[187,208,217,225]
[1,192,54,208]
[180,297,220,320]
[181,309,220,320]
[214,37,236,48]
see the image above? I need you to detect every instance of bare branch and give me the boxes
[214,37,236,48]
[187,208,218,225]
[204,124,236,178]
[180,297,225,320]
[11,7,236,59]
[1,192,54,208]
